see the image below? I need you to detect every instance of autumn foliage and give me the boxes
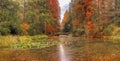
[46,24,55,34]
[20,0,60,35]
[62,0,117,37]
[0,0,60,35]
[48,0,60,24]
[61,11,69,29]
[21,22,30,35]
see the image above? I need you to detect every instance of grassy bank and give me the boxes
[0,35,62,49]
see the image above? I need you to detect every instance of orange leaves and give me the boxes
[86,5,93,10]
[86,11,93,19]
[69,0,114,37]
[21,22,30,35]
[62,11,69,24]
[85,0,92,4]
[72,20,80,26]
[104,19,110,24]
[48,0,60,18]
[85,0,95,35]
[87,20,95,32]
[73,0,93,20]
[48,0,60,29]
[86,0,94,36]
[85,0,93,20]
[73,5,83,11]
[21,22,30,30]
[87,20,92,25]
[46,24,55,33]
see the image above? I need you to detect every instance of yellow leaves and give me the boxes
[62,11,69,24]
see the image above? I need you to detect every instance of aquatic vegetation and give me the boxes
[0,36,18,47]
[31,35,48,41]
[13,41,62,49]
[0,35,49,48]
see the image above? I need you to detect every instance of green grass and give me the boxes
[0,35,62,49]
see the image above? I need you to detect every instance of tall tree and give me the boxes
[0,0,21,35]
[23,0,60,35]
[63,0,116,37]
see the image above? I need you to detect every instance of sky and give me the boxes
[58,0,71,23]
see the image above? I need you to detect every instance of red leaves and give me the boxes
[85,0,92,4]
[85,0,96,35]
[46,24,55,33]
[21,22,30,30]
[21,22,30,35]
[73,5,83,11]
[47,0,60,34]
[87,21,95,31]
[72,20,80,26]
[85,0,93,20]
[48,0,60,19]
[86,11,93,19]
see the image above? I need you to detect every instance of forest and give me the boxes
[0,0,60,35]
[62,0,120,38]
[0,0,120,61]
[0,0,120,37]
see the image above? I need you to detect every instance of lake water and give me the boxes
[0,36,120,61]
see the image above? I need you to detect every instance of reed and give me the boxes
[0,35,51,48]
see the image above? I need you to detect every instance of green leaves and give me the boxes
[0,0,21,35]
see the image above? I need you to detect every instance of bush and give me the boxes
[107,24,120,36]
[0,27,10,35]
[0,35,48,47]
[32,35,48,41]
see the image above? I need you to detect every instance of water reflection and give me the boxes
[59,36,70,61]
[59,44,69,61]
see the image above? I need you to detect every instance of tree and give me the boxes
[64,0,116,37]
[0,0,21,35]
[23,0,60,35]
